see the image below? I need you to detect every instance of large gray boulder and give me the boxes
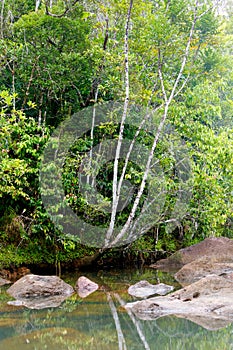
[7,274,74,298]
[128,280,174,299]
[125,275,233,330]
[174,257,233,286]
[151,237,233,272]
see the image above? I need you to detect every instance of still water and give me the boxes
[0,268,233,350]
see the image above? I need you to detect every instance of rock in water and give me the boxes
[128,280,174,298]
[174,258,233,286]
[125,275,233,331]
[76,276,99,298]
[7,274,74,298]
[7,295,73,309]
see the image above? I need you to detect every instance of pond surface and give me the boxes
[0,268,233,350]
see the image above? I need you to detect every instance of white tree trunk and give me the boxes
[105,0,133,245]
[0,0,5,38]
[35,0,42,11]
[106,0,200,247]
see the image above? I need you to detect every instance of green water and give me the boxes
[0,268,233,350]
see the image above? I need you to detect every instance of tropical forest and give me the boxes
[0,0,232,271]
[1,0,233,349]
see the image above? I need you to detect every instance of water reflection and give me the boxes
[0,269,233,350]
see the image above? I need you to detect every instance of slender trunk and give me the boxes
[38,94,43,127]
[105,0,133,245]
[86,17,108,185]
[42,110,47,137]
[0,0,5,39]
[85,17,109,106]
[22,58,39,109]
[35,0,42,12]
[12,61,15,110]
[87,87,99,186]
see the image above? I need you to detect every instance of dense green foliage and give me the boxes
[0,0,232,268]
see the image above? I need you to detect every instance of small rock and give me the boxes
[76,276,99,298]
[128,280,174,299]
